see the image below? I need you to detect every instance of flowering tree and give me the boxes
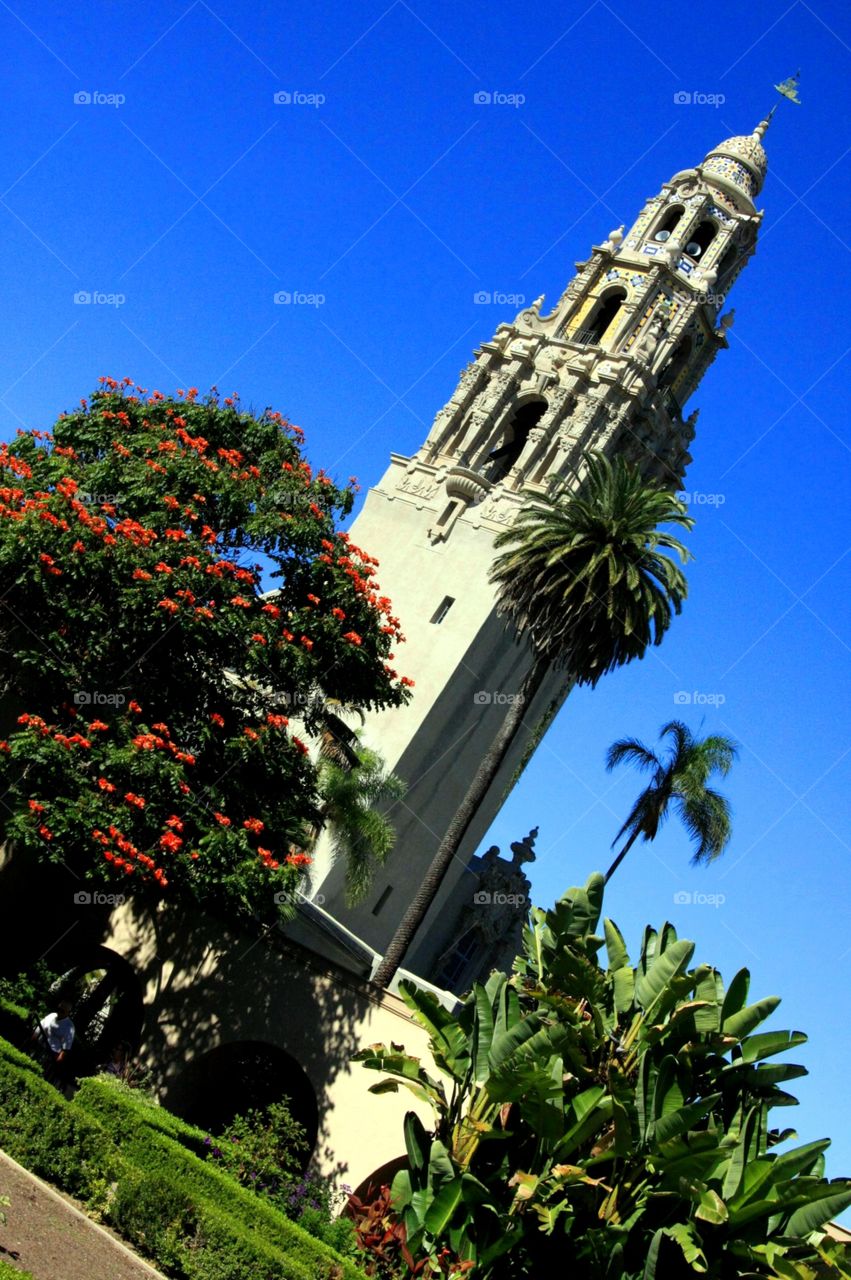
[0,378,411,919]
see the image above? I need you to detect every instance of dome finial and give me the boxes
[753,106,776,141]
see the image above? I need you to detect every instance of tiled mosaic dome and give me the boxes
[702,120,770,197]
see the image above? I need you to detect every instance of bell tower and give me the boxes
[309,121,771,979]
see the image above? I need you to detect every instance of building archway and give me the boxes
[579,287,627,346]
[485,399,547,482]
[170,1040,319,1154]
[49,945,144,1074]
[648,204,684,244]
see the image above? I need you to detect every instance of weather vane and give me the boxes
[774,69,801,104]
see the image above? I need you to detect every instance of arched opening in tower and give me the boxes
[684,220,717,262]
[658,335,693,404]
[717,244,738,285]
[584,287,627,346]
[650,205,684,243]
[486,399,547,482]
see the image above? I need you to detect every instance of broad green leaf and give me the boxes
[738,1030,808,1065]
[423,1178,464,1234]
[472,981,496,1084]
[613,965,635,1014]
[666,1222,708,1271]
[784,1184,851,1236]
[604,917,630,973]
[693,1186,728,1224]
[654,1094,722,1146]
[636,939,695,1016]
[723,995,781,1041]
[721,967,750,1024]
[404,1110,430,1174]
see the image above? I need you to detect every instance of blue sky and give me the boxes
[1,1,849,1183]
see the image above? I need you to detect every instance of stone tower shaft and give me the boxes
[310,122,771,981]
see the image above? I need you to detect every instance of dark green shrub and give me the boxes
[0,1038,368,1280]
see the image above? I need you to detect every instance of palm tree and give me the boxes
[604,720,738,881]
[372,452,693,988]
[313,743,406,906]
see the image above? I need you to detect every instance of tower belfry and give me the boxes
[310,122,772,980]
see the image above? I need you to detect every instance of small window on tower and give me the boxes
[431,596,455,624]
[372,885,394,916]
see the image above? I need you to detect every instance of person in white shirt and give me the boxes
[32,998,75,1084]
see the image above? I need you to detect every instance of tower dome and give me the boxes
[701,115,771,200]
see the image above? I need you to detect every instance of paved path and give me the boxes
[0,1149,167,1280]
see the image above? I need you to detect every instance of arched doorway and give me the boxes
[170,1040,319,1154]
[49,945,144,1074]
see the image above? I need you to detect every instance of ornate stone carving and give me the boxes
[398,473,437,500]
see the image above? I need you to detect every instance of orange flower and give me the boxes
[133,569,152,581]
[251,633,267,645]
[210,712,225,727]
[98,778,116,793]
[214,812,231,827]
[124,792,145,809]
[331,607,345,621]
[343,631,362,646]
[129,700,142,713]
[300,635,314,652]
[243,817,264,834]
[28,799,45,813]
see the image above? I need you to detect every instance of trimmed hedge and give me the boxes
[0,1262,35,1279]
[0,1038,367,1280]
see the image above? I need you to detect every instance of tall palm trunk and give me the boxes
[603,827,642,883]
[372,657,549,989]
